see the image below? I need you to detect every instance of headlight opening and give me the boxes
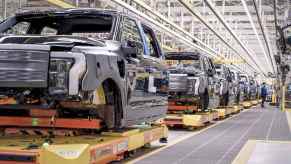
[49,58,74,95]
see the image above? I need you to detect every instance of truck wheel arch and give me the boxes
[95,78,125,128]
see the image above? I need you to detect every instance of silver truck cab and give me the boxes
[239,73,251,101]
[215,64,233,106]
[230,69,242,104]
[166,52,218,111]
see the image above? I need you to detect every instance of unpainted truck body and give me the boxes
[230,69,242,104]
[166,52,219,111]
[0,9,168,128]
[239,73,251,101]
[215,64,234,106]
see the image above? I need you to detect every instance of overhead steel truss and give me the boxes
[251,0,277,73]
[203,0,266,75]
[128,0,226,58]
[111,0,252,74]
[241,0,275,73]
[177,0,259,74]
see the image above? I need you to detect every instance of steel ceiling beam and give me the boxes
[241,0,274,73]
[203,0,266,75]
[273,0,278,37]
[178,0,258,73]
[252,0,277,73]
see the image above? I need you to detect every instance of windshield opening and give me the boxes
[0,14,115,40]
[240,76,248,82]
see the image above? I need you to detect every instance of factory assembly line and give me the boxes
[0,0,289,163]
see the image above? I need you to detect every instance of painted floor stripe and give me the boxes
[266,108,276,140]
[215,110,264,164]
[127,108,251,164]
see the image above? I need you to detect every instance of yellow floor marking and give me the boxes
[127,108,250,164]
[285,111,291,134]
[216,110,264,164]
[266,109,276,140]
[233,140,291,164]
[232,140,257,164]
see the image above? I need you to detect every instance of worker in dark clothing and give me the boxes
[260,82,268,108]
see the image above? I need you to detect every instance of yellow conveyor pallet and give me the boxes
[165,111,219,128]
[0,125,168,164]
[213,105,241,118]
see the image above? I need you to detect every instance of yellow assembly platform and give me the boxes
[0,125,168,164]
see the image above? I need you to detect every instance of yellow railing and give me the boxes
[162,45,177,52]
[213,58,246,64]
[282,85,286,111]
[46,0,75,8]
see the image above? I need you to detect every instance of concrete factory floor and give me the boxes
[129,105,291,164]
